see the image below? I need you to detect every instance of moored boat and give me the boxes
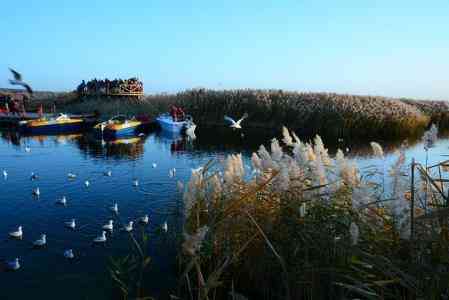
[94,115,143,138]
[156,113,196,134]
[19,114,85,134]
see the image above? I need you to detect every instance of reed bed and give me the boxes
[401,99,449,129]
[31,89,449,139]
[176,89,430,139]
[53,94,175,119]
[178,126,449,300]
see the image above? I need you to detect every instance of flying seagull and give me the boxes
[9,68,33,94]
[224,113,248,129]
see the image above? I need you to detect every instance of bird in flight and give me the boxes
[8,68,33,95]
[224,113,248,129]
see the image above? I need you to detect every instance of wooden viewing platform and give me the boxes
[108,92,144,96]
[77,78,144,99]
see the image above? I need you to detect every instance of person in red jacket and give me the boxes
[176,107,185,121]
[170,105,177,121]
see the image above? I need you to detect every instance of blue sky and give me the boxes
[1,0,448,99]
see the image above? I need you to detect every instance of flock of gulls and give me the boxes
[2,157,176,272]
[2,68,250,272]
[1,115,249,272]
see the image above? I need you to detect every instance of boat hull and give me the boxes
[93,118,143,139]
[0,112,98,128]
[20,122,84,134]
[102,125,140,138]
[156,116,186,133]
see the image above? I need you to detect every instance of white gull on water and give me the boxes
[93,231,107,243]
[9,226,22,238]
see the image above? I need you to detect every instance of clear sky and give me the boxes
[1,0,448,99]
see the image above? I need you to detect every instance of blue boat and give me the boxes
[156,113,196,134]
[94,115,144,138]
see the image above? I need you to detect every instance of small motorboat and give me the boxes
[156,113,196,134]
[19,114,84,134]
[94,115,143,138]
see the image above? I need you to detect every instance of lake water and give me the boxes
[0,127,447,300]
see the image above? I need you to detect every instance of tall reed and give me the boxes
[55,95,175,119]
[31,89,449,139]
[178,126,449,300]
[175,89,431,140]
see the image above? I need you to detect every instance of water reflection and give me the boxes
[341,136,421,158]
[153,130,195,154]
[73,134,146,160]
[0,130,21,146]
[0,127,432,161]
[0,130,83,147]
[0,126,448,300]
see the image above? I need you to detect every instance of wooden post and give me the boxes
[410,158,415,241]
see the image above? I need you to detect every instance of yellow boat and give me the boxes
[94,115,143,138]
[19,114,84,134]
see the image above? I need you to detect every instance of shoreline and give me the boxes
[3,88,449,140]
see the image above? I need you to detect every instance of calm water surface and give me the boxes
[0,128,448,299]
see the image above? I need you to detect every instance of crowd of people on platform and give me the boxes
[77,78,143,96]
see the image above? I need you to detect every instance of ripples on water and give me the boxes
[0,127,448,299]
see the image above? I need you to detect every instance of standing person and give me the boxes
[170,105,177,121]
[19,98,26,117]
[77,80,86,96]
[37,104,43,118]
[10,99,18,115]
[177,107,185,121]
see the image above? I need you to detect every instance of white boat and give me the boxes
[156,113,196,134]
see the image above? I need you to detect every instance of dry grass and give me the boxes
[401,99,449,129]
[178,127,449,300]
[53,94,175,119]
[176,89,431,140]
[29,89,449,139]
